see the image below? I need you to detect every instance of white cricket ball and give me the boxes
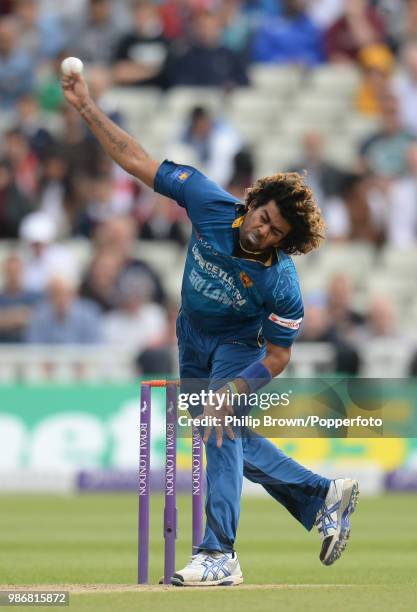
[61,57,84,76]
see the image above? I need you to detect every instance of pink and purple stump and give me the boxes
[138,380,204,585]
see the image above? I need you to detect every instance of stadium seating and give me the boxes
[2,54,417,380]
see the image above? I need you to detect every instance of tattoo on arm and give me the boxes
[77,99,157,185]
[80,103,134,155]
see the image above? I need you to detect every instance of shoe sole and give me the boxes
[171,573,244,587]
[321,479,359,566]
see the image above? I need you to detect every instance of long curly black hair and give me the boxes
[243,172,325,255]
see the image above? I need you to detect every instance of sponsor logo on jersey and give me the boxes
[268,313,302,330]
[190,244,247,308]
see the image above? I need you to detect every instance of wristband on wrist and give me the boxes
[226,381,239,396]
[237,361,272,393]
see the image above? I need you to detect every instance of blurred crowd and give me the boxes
[297,273,406,376]
[1,0,417,375]
[0,213,182,373]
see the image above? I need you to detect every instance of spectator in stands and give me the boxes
[326,274,365,342]
[0,16,34,109]
[71,0,122,65]
[392,42,417,136]
[171,106,242,186]
[15,95,54,157]
[25,275,102,344]
[356,44,394,117]
[287,131,345,207]
[37,149,72,238]
[371,0,408,51]
[0,158,33,239]
[159,0,193,41]
[140,193,188,246]
[325,173,385,244]
[37,50,67,112]
[164,9,249,87]
[80,249,123,312]
[324,0,386,63]
[93,216,166,304]
[298,296,336,343]
[136,300,179,375]
[74,172,134,238]
[19,211,78,293]
[307,0,344,29]
[0,254,41,343]
[298,294,361,375]
[385,142,417,248]
[242,0,282,17]
[38,0,88,20]
[13,0,68,61]
[359,93,416,178]
[218,0,252,54]
[251,0,324,67]
[112,0,168,87]
[102,269,167,356]
[403,0,417,41]
[0,0,13,15]
[3,128,39,198]
[354,294,401,344]
[384,0,417,48]
[227,148,255,200]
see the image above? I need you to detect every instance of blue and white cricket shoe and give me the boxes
[171,551,243,587]
[315,478,359,566]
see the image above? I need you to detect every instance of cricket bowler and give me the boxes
[62,69,359,587]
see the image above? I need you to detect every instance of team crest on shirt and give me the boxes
[268,313,302,329]
[239,271,253,288]
[173,168,190,182]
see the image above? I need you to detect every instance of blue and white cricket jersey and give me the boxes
[155,161,330,555]
[155,160,304,348]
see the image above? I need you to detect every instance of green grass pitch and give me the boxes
[0,493,416,611]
